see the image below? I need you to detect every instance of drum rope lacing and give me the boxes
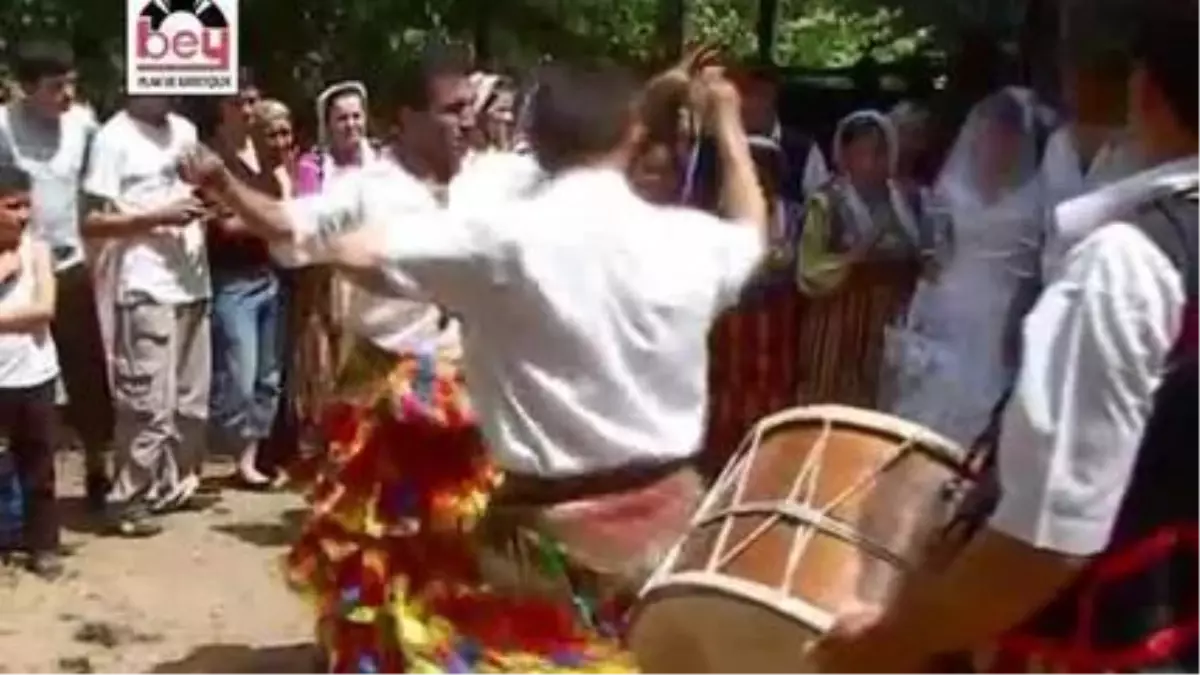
[702,417,920,588]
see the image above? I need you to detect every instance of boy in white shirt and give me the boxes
[0,165,63,579]
[83,97,213,536]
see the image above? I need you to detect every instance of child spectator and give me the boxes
[0,164,62,579]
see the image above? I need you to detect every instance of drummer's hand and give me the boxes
[810,605,923,673]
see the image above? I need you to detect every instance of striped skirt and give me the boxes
[702,282,804,479]
[795,260,921,408]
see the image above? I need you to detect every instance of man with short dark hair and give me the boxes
[184,41,526,669]
[814,0,1197,671]
[181,55,769,670]
[0,39,115,513]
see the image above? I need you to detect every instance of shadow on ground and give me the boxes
[150,642,322,673]
[58,496,107,537]
[210,508,307,548]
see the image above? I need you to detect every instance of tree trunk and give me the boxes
[654,0,685,63]
[756,0,779,64]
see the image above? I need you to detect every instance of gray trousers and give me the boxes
[108,294,211,507]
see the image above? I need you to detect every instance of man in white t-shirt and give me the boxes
[83,96,212,536]
[814,0,1197,671]
[183,61,767,575]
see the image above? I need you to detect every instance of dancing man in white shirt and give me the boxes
[181,56,767,671]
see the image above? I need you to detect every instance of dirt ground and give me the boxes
[0,451,319,674]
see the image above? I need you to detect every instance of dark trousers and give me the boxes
[51,263,115,469]
[0,380,59,552]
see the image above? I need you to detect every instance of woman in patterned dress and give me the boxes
[794,110,931,408]
[285,83,382,466]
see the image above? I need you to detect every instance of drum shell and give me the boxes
[630,406,969,672]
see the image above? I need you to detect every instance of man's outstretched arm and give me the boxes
[178,144,300,242]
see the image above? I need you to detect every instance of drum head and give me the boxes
[629,587,822,673]
[755,404,967,467]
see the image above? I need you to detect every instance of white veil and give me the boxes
[931,86,1045,275]
[884,88,1048,447]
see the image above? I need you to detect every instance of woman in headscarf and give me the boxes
[286,82,378,442]
[794,109,929,408]
[295,81,377,196]
[883,88,1046,448]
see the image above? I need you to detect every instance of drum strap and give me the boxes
[937,387,1013,550]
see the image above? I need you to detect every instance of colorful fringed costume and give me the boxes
[285,339,639,673]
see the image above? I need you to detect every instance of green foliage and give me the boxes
[0,0,1017,117]
[680,0,934,66]
[776,2,935,67]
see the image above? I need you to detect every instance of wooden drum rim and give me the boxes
[751,404,969,475]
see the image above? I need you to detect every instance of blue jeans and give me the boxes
[210,270,283,444]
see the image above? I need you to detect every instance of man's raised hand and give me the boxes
[640,44,723,141]
[691,64,741,131]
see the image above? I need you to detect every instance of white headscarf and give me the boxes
[312,80,376,184]
[930,87,1045,278]
[315,80,367,147]
[830,109,920,245]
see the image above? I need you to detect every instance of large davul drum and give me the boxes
[628,405,971,672]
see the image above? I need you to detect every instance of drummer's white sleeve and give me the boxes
[989,222,1184,557]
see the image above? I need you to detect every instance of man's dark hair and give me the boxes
[528,61,641,173]
[12,39,75,85]
[1132,0,1198,134]
[0,165,32,197]
[389,42,472,111]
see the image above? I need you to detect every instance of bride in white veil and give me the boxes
[883,87,1047,447]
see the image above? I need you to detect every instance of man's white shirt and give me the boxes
[281,161,764,476]
[990,156,1196,556]
[83,111,210,305]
